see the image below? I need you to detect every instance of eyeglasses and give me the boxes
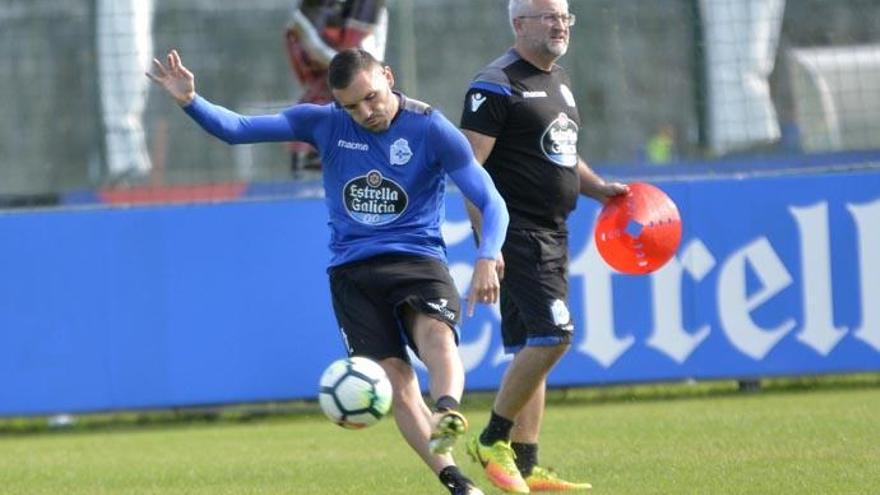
[517,12,576,27]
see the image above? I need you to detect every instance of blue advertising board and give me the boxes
[1,170,879,416]
[449,171,880,389]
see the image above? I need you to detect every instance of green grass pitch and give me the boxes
[1,379,878,494]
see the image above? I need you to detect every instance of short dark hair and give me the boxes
[328,49,382,90]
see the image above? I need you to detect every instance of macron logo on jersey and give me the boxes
[427,298,456,321]
[470,93,487,112]
[338,139,369,151]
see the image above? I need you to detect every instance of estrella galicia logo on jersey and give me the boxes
[541,112,578,167]
[344,169,409,225]
[390,138,413,166]
[470,92,487,112]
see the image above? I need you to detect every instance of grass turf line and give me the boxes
[0,375,878,494]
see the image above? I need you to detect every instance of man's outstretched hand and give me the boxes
[146,49,196,106]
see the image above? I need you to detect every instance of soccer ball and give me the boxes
[318,356,393,429]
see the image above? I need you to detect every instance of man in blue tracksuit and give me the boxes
[148,48,506,495]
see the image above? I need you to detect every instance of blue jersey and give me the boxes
[184,93,507,267]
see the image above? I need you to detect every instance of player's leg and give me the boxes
[380,256,484,494]
[511,380,545,483]
[508,384,592,492]
[504,231,592,492]
[494,229,572,428]
[493,345,567,420]
[404,307,464,402]
[384,313,480,494]
[381,355,482,494]
[328,259,474,493]
[466,306,537,492]
[512,379,545,446]
[468,230,580,493]
[467,345,565,493]
[383,256,470,452]
[404,309,469,455]
[378,356,452,470]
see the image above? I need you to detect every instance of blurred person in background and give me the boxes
[148,47,505,495]
[285,0,388,175]
[459,0,628,492]
[645,123,677,165]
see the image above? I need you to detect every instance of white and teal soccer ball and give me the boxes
[318,356,393,429]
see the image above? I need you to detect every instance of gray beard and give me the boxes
[545,42,568,58]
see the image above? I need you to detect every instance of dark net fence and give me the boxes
[1,0,879,204]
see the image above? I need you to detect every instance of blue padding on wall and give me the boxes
[0,199,343,415]
[3,169,880,416]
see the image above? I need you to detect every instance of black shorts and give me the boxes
[500,229,574,353]
[328,254,461,362]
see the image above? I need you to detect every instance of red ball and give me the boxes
[594,182,682,275]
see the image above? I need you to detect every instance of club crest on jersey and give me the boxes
[470,92,487,112]
[541,112,578,167]
[390,138,413,166]
[344,169,409,225]
[550,299,573,330]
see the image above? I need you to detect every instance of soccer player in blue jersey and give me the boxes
[148,48,507,495]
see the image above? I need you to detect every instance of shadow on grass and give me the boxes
[2,373,878,437]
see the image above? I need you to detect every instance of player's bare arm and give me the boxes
[146,49,196,106]
[577,155,628,204]
[462,130,497,165]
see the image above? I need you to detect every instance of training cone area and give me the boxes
[594,182,682,275]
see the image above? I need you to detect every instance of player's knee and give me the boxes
[546,341,571,359]
[413,316,456,350]
[380,358,414,389]
[388,365,422,414]
[429,328,458,354]
[523,341,570,364]
[390,380,423,411]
